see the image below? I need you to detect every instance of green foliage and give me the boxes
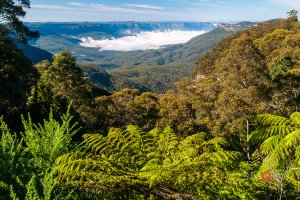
[0,0,39,43]
[2,9,300,200]
[268,52,293,80]
[0,37,38,128]
[96,89,159,131]
[0,109,77,199]
[190,17,300,144]
[28,50,109,131]
[253,23,300,114]
[250,112,300,169]
[25,176,40,200]
[56,125,258,199]
[95,88,204,135]
[287,10,298,22]
[21,108,78,172]
[101,29,233,93]
[250,112,300,197]
[158,90,200,135]
[29,26,232,93]
[0,117,29,199]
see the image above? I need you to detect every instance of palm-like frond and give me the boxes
[250,112,300,188]
[250,113,296,144]
[56,126,242,197]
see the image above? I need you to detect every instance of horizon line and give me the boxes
[24,20,261,23]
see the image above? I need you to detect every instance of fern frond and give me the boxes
[56,125,243,197]
[253,112,300,176]
[250,125,295,144]
[262,129,300,169]
[199,151,243,167]
[254,114,290,126]
[200,137,230,148]
[290,112,300,126]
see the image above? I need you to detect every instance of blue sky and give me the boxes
[25,0,300,22]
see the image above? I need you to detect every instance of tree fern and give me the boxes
[25,176,40,200]
[56,126,244,198]
[250,114,296,144]
[0,109,77,199]
[0,117,28,198]
[21,108,79,172]
[250,112,300,189]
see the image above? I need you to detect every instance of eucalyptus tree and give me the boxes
[0,0,39,43]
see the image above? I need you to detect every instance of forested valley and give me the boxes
[0,1,300,199]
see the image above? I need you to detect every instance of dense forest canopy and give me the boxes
[0,1,300,199]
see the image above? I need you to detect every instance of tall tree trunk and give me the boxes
[246,118,250,160]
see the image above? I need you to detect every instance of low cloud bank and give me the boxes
[79,30,207,51]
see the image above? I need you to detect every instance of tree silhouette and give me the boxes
[0,0,39,43]
[287,10,298,21]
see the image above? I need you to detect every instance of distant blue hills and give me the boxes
[26,22,213,39]
[19,21,235,93]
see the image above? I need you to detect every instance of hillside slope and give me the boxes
[189,18,300,137]
[85,28,234,93]
[25,22,234,93]
[26,22,213,61]
[13,40,53,64]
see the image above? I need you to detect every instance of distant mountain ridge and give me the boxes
[81,28,234,93]
[22,22,239,93]
[26,22,213,38]
[25,22,214,60]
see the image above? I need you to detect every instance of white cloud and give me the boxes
[31,3,153,14]
[67,2,84,6]
[125,4,164,10]
[88,3,143,13]
[31,4,67,9]
[65,2,156,13]
[197,0,210,3]
[79,30,207,51]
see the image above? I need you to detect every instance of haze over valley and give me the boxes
[26,22,213,56]
[24,21,235,92]
[79,30,208,51]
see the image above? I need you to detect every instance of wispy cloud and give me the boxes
[268,0,300,8]
[31,2,162,14]
[67,2,84,6]
[193,0,234,10]
[87,3,144,13]
[31,4,67,10]
[79,30,207,51]
[125,4,163,10]
[26,0,297,22]
[197,0,209,3]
